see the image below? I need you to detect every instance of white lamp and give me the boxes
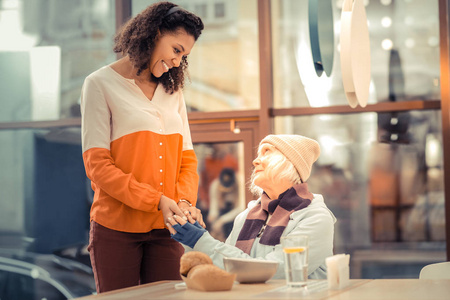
[340,0,371,108]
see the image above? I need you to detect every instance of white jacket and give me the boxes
[187,194,336,279]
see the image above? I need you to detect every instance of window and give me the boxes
[271,0,445,279]
[214,2,225,18]
[0,0,116,122]
[271,0,440,108]
[0,0,114,294]
[0,271,67,300]
[194,3,208,19]
[194,142,245,241]
[133,0,260,112]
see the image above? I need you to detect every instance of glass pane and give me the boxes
[275,110,446,278]
[0,128,91,253]
[0,0,116,122]
[0,252,95,299]
[0,127,95,297]
[194,142,246,242]
[132,0,260,112]
[271,0,440,108]
[8,273,67,300]
[0,127,89,248]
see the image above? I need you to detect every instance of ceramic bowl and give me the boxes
[223,257,279,283]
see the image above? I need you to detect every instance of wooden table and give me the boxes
[75,279,450,300]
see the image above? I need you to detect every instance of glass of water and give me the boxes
[281,234,309,288]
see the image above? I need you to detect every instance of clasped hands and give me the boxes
[159,195,206,248]
[167,214,206,248]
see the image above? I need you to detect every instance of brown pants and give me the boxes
[88,221,184,293]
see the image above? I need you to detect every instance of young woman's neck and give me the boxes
[117,56,155,84]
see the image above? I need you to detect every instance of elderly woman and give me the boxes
[167,134,336,279]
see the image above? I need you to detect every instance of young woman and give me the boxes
[80,2,204,293]
[168,134,336,279]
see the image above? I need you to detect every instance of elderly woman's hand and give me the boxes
[167,214,206,248]
[177,200,206,228]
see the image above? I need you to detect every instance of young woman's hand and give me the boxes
[159,195,187,225]
[177,201,206,228]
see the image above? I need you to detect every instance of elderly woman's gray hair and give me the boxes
[250,134,320,196]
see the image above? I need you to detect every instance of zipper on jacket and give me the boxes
[257,214,272,237]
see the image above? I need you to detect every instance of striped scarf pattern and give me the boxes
[235,183,313,254]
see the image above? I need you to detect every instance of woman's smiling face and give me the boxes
[149,28,195,78]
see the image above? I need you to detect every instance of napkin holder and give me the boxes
[326,254,350,289]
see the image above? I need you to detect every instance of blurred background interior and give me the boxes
[0,0,448,298]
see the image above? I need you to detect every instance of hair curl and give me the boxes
[113,2,204,94]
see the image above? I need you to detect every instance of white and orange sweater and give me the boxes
[81,65,199,233]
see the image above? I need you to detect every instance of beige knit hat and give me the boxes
[260,134,320,182]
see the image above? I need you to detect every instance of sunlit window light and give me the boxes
[428,36,439,47]
[30,46,61,120]
[405,38,415,49]
[433,78,440,87]
[0,10,39,51]
[335,20,341,35]
[319,135,344,149]
[380,0,392,6]
[317,134,350,169]
[318,115,333,122]
[404,16,414,25]
[426,134,442,168]
[1,0,19,9]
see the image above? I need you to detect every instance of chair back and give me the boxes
[419,262,450,279]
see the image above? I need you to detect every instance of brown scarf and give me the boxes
[235,183,313,254]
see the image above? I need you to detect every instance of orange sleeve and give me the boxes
[83,147,162,212]
[176,149,199,206]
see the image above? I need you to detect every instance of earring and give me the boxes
[168,72,174,85]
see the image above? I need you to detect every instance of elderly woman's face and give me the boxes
[252,144,276,190]
[150,28,195,78]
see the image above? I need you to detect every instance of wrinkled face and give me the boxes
[251,143,276,190]
[150,28,195,78]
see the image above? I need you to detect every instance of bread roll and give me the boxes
[186,264,236,291]
[180,251,213,276]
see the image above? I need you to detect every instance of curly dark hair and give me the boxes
[114,2,204,94]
